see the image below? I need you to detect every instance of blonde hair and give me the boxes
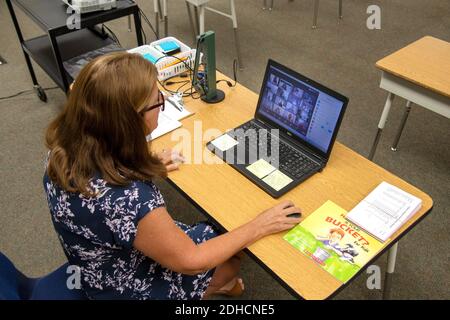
[45,52,167,196]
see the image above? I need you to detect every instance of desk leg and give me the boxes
[312,0,320,29]
[133,9,144,46]
[186,1,197,44]
[194,6,200,36]
[48,31,69,94]
[163,0,168,37]
[198,5,206,35]
[154,0,160,39]
[391,101,412,152]
[383,242,398,300]
[6,0,39,88]
[338,0,343,19]
[368,92,395,160]
[186,1,201,39]
[230,0,244,70]
[157,0,163,20]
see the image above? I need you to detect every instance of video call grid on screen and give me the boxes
[258,65,343,153]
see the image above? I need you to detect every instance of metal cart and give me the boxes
[6,0,143,101]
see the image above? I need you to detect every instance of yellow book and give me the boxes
[284,200,384,283]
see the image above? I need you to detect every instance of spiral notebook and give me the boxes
[346,182,422,242]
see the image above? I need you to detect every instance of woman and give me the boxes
[44,52,301,300]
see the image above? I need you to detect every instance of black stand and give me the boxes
[201,89,225,104]
[6,0,144,101]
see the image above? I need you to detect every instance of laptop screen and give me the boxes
[257,63,346,154]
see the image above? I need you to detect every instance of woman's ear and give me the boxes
[70,82,74,91]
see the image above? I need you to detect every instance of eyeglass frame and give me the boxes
[140,90,165,114]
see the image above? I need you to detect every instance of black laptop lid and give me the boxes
[255,59,348,159]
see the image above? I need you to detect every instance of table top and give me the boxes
[10,0,136,35]
[376,36,450,98]
[151,72,433,299]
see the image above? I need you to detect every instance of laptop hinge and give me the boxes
[294,142,325,165]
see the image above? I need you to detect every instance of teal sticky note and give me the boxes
[143,53,157,64]
[156,41,180,53]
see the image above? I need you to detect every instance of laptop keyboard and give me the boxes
[236,122,319,179]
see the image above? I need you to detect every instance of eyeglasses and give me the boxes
[140,90,165,114]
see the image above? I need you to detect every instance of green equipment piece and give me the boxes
[192,31,225,103]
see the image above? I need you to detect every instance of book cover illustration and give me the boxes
[283,200,384,283]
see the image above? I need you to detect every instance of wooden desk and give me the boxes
[151,73,433,300]
[369,36,450,159]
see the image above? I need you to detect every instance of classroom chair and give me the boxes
[262,0,343,29]
[153,0,168,38]
[185,0,244,69]
[126,1,166,36]
[0,251,87,300]
[138,1,243,69]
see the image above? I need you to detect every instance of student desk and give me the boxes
[369,36,450,160]
[151,73,433,300]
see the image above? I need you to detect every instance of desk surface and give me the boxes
[376,36,450,98]
[151,73,433,299]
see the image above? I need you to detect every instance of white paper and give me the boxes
[211,134,239,152]
[147,112,182,141]
[161,100,193,121]
[346,182,422,242]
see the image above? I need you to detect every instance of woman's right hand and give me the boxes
[157,148,185,172]
[252,200,302,238]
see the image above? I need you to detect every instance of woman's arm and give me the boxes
[133,201,301,275]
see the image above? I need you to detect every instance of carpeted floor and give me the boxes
[0,0,449,300]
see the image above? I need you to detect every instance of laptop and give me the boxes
[206,59,348,198]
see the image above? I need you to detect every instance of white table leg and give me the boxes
[199,4,206,34]
[154,0,160,38]
[157,0,163,19]
[230,0,243,69]
[383,242,398,299]
[368,92,396,160]
[312,0,320,29]
[186,1,198,43]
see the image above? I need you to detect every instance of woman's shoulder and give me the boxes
[44,169,163,204]
[126,180,165,206]
[111,178,161,195]
[89,177,164,205]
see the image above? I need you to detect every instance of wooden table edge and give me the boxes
[375,35,450,99]
[374,63,450,99]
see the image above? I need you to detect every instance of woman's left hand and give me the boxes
[157,149,185,172]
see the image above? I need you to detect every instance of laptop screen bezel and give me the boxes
[254,59,349,159]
